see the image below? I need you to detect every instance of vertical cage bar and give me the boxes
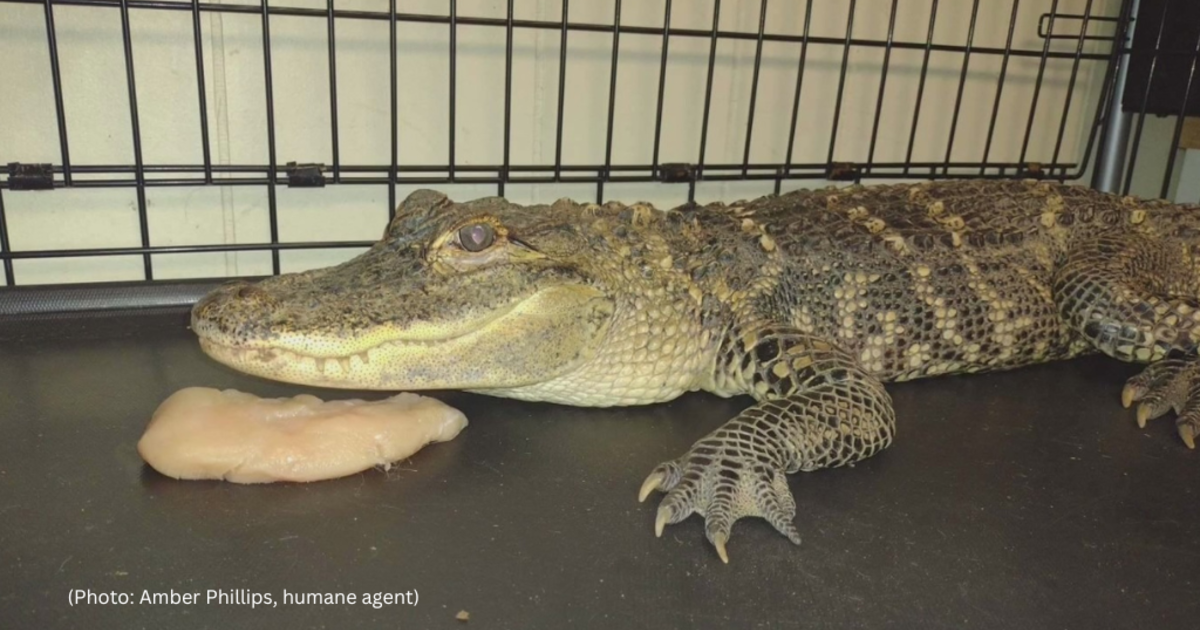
[327,0,341,184]
[499,0,513,196]
[501,0,514,198]
[449,0,457,182]
[0,189,13,287]
[1019,0,1060,166]
[1065,2,1128,181]
[191,0,213,183]
[825,0,858,168]
[1122,0,1172,196]
[941,0,980,175]
[695,0,721,192]
[903,0,939,174]
[981,0,1021,174]
[1050,0,1094,171]
[599,0,622,203]
[740,0,769,177]
[43,0,72,185]
[554,0,569,181]
[118,0,153,280]
[651,0,672,175]
[1160,25,1200,199]
[260,0,280,275]
[783,0,813,177]
[1092,0,1139,192]
[865,0,899,172]
[388,0,398,217]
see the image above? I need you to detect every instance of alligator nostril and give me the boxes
[191,292,220,315]
[236,285,263,300]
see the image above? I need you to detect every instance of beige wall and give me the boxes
[2,0,1178,287]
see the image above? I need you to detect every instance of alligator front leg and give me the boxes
[638,325,896,562]
[1054,232,1200,448]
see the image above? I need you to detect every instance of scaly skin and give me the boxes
[192,180,1200,563]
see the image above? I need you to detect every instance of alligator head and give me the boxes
[191,189,714,405]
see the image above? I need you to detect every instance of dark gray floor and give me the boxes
[0,309,1197,630]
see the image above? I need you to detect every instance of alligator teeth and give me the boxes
[212,341,387,376]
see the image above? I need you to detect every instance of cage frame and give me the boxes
[0,0,1197,305]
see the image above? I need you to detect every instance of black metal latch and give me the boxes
[6,162,55,190]
[1038,13,1120,42]
[657,163,696,183]
[1019,162,1046,179]
[285,162,326,188]
[826,162,861,181]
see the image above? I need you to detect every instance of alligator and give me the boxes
[191,179,1200,564]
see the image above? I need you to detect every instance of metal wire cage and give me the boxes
[0,0,1196,296]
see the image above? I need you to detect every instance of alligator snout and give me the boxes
[191,280,280,342]
[195,281,274,315]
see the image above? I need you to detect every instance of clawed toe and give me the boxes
[638,461,680,503]
[1179,424,1196,450]
[1122,360,1200,448]
[707,529,730,564]
[654,495,691,538]
[638,471,666,503]
[1121,383,1138,409]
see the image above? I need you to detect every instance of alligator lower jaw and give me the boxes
[197,333,497,390]
[197,337,399,388]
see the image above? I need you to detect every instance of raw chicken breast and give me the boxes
[137,387,467,483]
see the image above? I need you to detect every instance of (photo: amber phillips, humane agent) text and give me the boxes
[67,588,419,610]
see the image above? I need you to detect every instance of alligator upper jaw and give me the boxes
[192,292,526,360]
[193,284,616,391]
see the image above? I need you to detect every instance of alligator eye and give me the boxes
[457,224,495,252]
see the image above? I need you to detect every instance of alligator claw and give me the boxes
[1137,404,1152,429]
[654,508,669,538]
[1180,424,1197,450]
[638,471,665,503]
[711,534,730,565]
[1121,384,1137,409]
[1122,359,1200,449]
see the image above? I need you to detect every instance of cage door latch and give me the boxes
[657,163,696,183]
[1038,13,1121,42]
[1019,162,1046,179]
[6,163,54,190]
[826,162,861,182]
[285,162,326,188]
